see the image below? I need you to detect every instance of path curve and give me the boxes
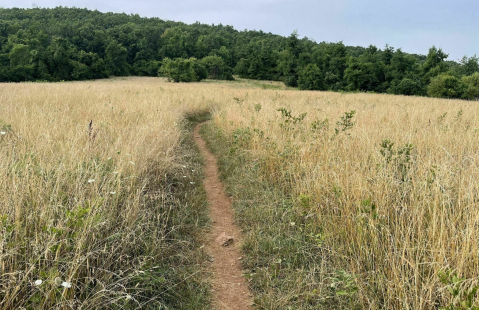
[194,123,252,310]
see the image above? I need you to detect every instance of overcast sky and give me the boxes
[1,0,477,60]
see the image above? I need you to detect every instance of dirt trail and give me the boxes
[194,123,252,310]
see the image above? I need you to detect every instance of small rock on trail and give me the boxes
[216,232,234,247]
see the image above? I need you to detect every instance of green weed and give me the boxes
[335,110,356,134]
[439,270,479,310]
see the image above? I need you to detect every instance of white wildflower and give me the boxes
[61,281,72,288]
[190,182,195,184]
[0,131,5,135]
[126,294,132,300]
[191,170,195,172]
[110,191,116,195]
[88,179,95,183]
[34,279,43,286]
[290,222,296,226]
[183,176,187,178]
[182,165,187,168]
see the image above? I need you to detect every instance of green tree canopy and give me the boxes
[427,74,465,99]
[394,78,422,96]
[298,64,325,90]
[0,6,475,100]
[159,57,205,82]
[462,72,479,100]
[200,55,233,80]
[105,40,129,76]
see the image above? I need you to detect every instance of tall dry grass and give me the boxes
[0,77,222,309]
[2,76,478,309]
[210,89,479,308]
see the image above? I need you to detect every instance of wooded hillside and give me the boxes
[0,7,478,99]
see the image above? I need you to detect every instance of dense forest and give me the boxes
[0,7,478,99]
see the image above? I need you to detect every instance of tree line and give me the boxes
[0,7,478,99]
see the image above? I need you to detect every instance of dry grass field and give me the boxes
[1,76,478,309]
[205,89,479,309]
[0,77,215,309]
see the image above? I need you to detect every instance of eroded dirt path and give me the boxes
[194,123,252,310]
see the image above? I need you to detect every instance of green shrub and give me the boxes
[159,57,206,82]
[427,74,465,98]
[200,55,234,80]
[462,72,479,100]
[395,78,422,96]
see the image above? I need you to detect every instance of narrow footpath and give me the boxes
[194,123,252,310]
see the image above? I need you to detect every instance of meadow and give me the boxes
[1,76,478,309]
[0,77,215,309]
[205,87,479,309]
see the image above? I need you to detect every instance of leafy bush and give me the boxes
[395,78,422,96]
[462,72,479,100]
[277,108,307,130]
[200,55,234,80]
[159,57,206,82]
[427,74,465,98]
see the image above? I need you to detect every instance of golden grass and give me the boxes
[210,89,479,308]
[0,77,216,309]
[1,76,478,308]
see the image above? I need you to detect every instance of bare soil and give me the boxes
[194,123,252,310]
